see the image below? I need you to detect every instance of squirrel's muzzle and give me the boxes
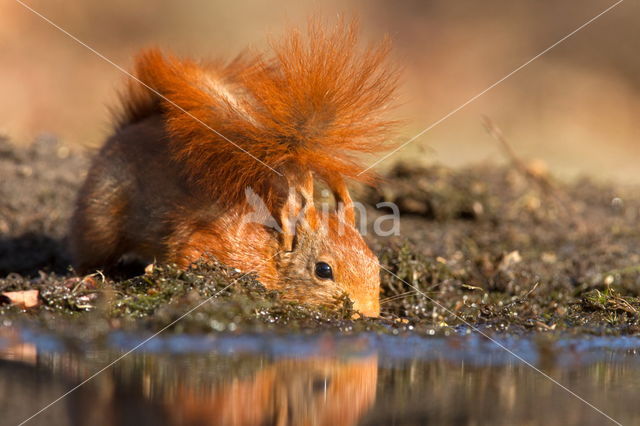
[352,298,380,318]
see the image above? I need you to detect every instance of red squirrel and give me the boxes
[69,20,398,317]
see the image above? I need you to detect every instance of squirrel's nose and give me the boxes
[353,299,380,318]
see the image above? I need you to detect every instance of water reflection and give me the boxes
[163,357,377,425]
[2,328,640,425]
[1,329,378,426]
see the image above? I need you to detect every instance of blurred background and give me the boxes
[1,0,638,182]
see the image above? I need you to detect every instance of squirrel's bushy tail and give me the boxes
[119,18,399,207]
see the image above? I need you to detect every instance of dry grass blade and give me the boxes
[482,116,581,221]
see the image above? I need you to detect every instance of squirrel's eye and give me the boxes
[314,262,333,280]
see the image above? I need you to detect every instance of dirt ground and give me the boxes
[1,136,639,337]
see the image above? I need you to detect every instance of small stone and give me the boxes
[611,197,624,210]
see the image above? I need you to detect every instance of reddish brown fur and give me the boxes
[70,19,398,317]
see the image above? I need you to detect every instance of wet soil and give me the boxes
[1,136,639,337]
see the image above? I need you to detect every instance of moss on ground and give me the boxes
[369,162,640,335]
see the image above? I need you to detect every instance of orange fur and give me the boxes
[70,19,399,317]
[121,19,398,208]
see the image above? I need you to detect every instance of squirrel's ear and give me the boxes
[279,187,299,252]
[279,171,319,252]
[298,171,320,231]
[328,176,356,227]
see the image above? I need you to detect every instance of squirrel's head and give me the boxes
[271,171,380,317]
[276,213,381,317]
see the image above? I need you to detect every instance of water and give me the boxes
[2,327,639,425]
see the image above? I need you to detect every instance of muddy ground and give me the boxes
[1,136,639,337]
